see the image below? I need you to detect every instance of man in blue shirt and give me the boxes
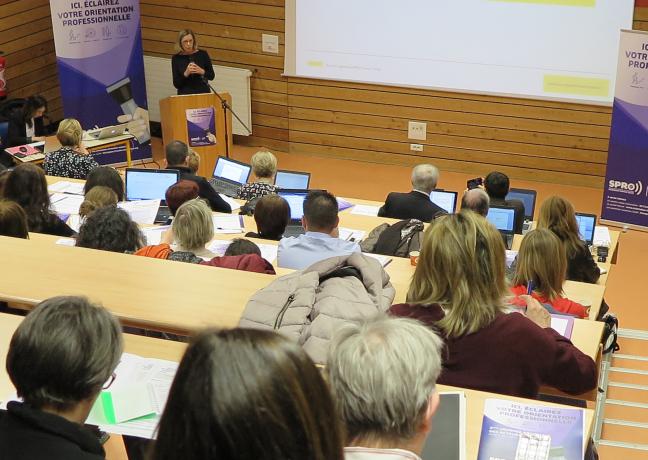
[278,190,360,270]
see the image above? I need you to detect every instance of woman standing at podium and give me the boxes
[171,29,215,95]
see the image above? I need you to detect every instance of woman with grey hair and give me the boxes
[0,296,123,459]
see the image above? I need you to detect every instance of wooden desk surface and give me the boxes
[0,312,593,457]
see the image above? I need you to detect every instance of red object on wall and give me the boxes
[0,55,6,97]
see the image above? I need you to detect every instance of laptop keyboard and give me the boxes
[209,178,240,197]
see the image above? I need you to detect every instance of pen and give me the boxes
[524,280,535,313]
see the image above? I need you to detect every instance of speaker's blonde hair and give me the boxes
[406,211,507,337]
[56,118,83,147]
[512,229,566,301]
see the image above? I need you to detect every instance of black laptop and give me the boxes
[125,168,179,223]
[278,189,309,237]
[575,212,597,246]
[275,169,311,190]
[486,205,516,250]
[506,188,537,232]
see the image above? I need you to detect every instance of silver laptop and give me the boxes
[278,189,309,237]
[85,124,128,140]
[275,170,311,190]
[208,156,252,197]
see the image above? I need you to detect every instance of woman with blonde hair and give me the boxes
[43,118,99,179]
[537,196,600,284]
[390,210,596,398]
[510,229,588,319]
[169,198,216,259]
[171,29,214,95]
[236,149,278,201]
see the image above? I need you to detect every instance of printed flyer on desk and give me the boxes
[186,107,217,147]
[477,398,583,460]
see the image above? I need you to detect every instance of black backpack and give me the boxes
[361,219,425,258]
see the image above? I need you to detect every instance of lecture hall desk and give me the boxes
[0,312,594,459]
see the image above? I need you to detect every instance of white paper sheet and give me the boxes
[212,215,244,233]
[118,200,160,225]
[218,194,241,211]
[365,253,392,267]
[350,204,380,216]
[142,226,170,246]
[48,181,85,195]
[55,238,76,247]
[593,226,611,247]
[505,250,518,268]
[339,227,366,242]
[50,193,84,215]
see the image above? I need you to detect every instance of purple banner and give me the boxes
[50,0,151,164]
[602,30,648,230]
[186,107,216,147]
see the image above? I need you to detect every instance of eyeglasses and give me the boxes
[102,373,117,390]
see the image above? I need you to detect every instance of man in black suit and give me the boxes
[378,164,445,222]
[165,140,231,213]
[484,171,524,234]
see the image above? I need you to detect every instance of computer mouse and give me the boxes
[19,146,27,153]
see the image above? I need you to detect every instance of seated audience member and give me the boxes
[510,229,588,319]
[0,165,9,196]
[537,196,600,284]
[169,198,216,259]
[165,140,231,213]
[461,188,489,216]
[236,149,278,200]
[78,186,118,220]
[186,148,200,174]
[165,180,199,216]
[390,211,597,398]
[43,118,99,179]
[6,95,49,148]
[328,316,443,460]
[483,171,525,234]
[378,164,445,222]
[277,190,360,270]
[84,166,124,201]
[0,296,123,459]
[3,164,75,237]
[76,206,144,253]
[0,200,29,238]
[201,238,276,274]
[151,328,344,460]
[245,194,290,241]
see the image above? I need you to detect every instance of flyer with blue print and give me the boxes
[477,398,584,460]
[186,107,217,147]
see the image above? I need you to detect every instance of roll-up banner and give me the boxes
[602,29,648,231]
[50,0,151,164]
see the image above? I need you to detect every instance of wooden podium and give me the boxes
[159,93,233,178]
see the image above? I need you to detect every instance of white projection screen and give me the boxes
[285,0,635,105]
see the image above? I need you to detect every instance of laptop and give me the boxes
[84,124,128,140]
[575,212,597,246]
[486,205,516,249]
[208,156,251,197]
[125,168,180,223]
[430,190,458,214]
[278,189,309,237]
[275,170,311,190]
[506,188,537,232]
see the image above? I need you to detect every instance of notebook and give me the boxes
[486,205,516,250]
[506,188,537,232]
[124,168,179,223]
[275,169,311,189]
[430,189,458,214]
[208,156,251,197]
[575,212,596,246]
[278,189,309,237]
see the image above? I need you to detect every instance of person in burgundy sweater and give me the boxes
[510,228,589,319]
[389,211,597,399]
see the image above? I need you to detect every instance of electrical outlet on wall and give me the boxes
[408,121,427,141]
[410,144,424,151]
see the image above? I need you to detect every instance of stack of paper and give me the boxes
[212,215,244,234]
[219,194,242,212]
[593,226,611,247]
[339,227,366,242]
[142,226,171,246]
[118,200,160,225]
[50,193,84,215]
[550,314,575,339]
[48,181,85,195]
[350,204,380,217]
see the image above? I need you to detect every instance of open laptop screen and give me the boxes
[275,170,311,189]
[212,157,251,185]
[125,169,179,202]
[430,190,457,214]
[278,191,308,220]
[506,188,537,221]
[575,213,596,245]
[486,206,516,232]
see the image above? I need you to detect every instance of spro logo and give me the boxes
[608,179,643,195]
